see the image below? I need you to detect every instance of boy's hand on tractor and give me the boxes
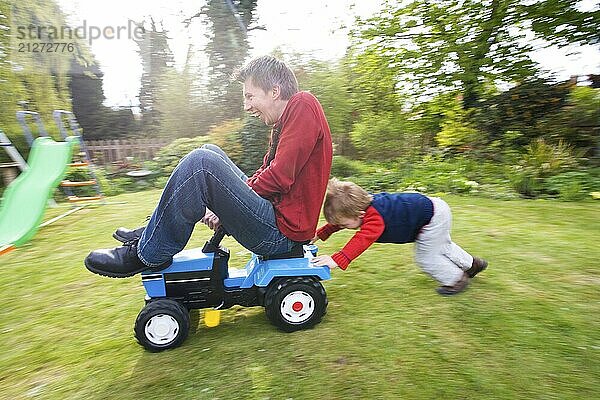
[201,209,221,230]
[311,255,338,269]
[310,235,319,244]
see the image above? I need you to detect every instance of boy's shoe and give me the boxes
[84,241,170,278]
[466,257,488,278]
[436,272,470,296]
[113,226,146,243]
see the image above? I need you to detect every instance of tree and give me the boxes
[352,0,599,108]
[0,2,25,131]
[295,59,355,156]
[153,44,212,139]
[135,18,175,136]
[537,86,600,158]
[346,48,402,115]
[476,78,572,145]
[350,111,420,162]
[1,0,93,148]
[70,57,141,139]
[411,92,460,150]
[69,59,108,138]
[202,0,258,123]
[436,100,480,150]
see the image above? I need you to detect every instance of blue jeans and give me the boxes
[137,144,296,267]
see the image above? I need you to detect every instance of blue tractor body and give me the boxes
[134,228,331,351]
[141,244,330,307]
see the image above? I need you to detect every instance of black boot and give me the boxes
[84,241,170,278]
[113,226,146,243]
[466,257,488,278]
[436,272,470,296]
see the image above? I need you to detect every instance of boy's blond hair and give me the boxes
[323,178,373,225]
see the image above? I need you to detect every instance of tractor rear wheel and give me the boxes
[264,277,327,332]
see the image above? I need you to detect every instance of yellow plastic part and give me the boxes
[204,309,221,327]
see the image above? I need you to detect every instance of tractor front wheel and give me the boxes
[134,299,190,352]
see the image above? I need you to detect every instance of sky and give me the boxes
[56,0,600,108]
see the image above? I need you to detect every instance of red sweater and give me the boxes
[247,92,332,242]
[316,206,385,269]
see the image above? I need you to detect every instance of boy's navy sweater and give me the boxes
[316,192,435,269]
[371,193,434,244]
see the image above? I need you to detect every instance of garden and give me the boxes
[1,0,599,399]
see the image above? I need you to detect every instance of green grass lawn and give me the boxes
[1,190,598,399]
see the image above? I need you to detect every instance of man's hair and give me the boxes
[323,178,373,225]
[233,55,299,100]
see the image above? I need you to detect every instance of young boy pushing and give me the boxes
[311,179,488,295]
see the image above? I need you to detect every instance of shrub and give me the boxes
[436,104,480,150]
[335,155,516,197]
[475,78,571,145]
[93,168,126,197]
[350,112,420,161]
[153,120,245,177]
[510,138,581,198]
[349,170,406,193]
[544,170,600,201]
[235,117,270,175]
[537,86,600,154]
[206,120,245,164]
[330,156,365,178]
[153,137,212,177]
[53,119,257,197]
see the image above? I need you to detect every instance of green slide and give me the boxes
[0,137,74,248]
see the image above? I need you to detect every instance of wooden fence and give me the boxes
[84,138,171,166]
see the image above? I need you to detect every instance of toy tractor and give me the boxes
[134,227,331,351]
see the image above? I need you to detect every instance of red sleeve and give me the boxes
[316,223,341,241]
[331,206,384,270]
[246,98,321,199]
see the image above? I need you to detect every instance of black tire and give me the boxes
[264,277,328,332]
[134,299,190,352]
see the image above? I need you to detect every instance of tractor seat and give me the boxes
[259,241,309,261]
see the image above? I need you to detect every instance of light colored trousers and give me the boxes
[414,197,473,286]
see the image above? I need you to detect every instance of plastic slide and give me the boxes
[0,137,74,252]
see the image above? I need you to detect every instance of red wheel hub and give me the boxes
[292,301,303,312]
